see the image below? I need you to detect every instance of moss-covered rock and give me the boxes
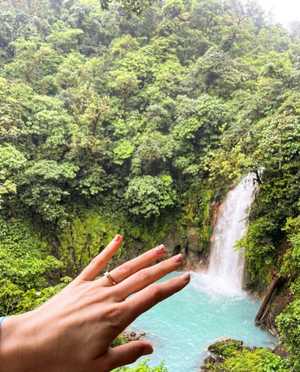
[202,339,288,372]
[208,339,245,359]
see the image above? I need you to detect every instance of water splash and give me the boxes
[196,174,257,296]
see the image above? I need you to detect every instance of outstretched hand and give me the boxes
[0,235,190,372]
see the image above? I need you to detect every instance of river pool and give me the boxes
[131,272,276,371]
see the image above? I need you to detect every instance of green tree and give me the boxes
[0,144,26,209]
[125,175,177,218]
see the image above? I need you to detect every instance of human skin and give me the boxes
[0,235,190,372]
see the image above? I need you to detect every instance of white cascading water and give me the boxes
[195,174,257,296]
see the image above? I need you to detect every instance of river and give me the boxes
[132,272,276,371]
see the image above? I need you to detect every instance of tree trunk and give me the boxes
[255,276,284,326]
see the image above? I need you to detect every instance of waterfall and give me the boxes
[195,174,256,296]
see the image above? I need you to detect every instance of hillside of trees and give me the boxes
[0,0,299,370]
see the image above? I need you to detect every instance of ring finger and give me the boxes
[99,244,167,287]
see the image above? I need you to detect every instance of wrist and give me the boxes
[0,311,38,372]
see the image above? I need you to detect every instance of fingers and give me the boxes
[126,273,190,323]
[100,244,167,286]
[115,254,184,299]
[100,341,153,371]
[77,235,123,281]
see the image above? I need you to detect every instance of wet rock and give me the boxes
[201,355,218,371]
[273,343,289,358]
[123,330,146,341]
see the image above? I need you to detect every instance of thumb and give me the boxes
[100,341,153,371]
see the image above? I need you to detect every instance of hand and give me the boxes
[0,235,190,372]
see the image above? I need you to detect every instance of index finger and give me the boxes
[77,235,123,281]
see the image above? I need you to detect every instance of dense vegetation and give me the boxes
[0,0,300,370]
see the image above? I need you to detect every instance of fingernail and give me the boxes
[174,254,183,263]
[156,244,166,255]
[115,234,123,242]
[182,272,191,283]
[142,344,153,355]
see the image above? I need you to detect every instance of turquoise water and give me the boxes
[131,272,276,371]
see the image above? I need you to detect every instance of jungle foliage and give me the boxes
[0,0,300,370]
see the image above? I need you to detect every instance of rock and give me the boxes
[123,330,146,341]
[208,338,244,356]
[273,343,289,358]
[201,355,218,371]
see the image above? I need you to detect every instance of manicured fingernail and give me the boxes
[142,344,153,355]
[156,244,166,255]
[174,254,183,263]
[182,272,191,283]
[115,234,123,242]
